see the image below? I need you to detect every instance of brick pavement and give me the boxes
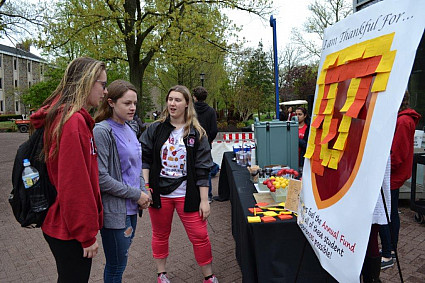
[1,132,424,282]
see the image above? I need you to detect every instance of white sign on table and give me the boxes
[297,0,425,282]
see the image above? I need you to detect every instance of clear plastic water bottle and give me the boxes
[22,159,47,212]
[22,159,40,189]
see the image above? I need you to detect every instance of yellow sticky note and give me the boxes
[333,132,349,150]
[328,150,341,169]
[337,49,348,66]
[279,211,292,215]
[375,50,396,73]
[314,85,325,115]
[308,127,317,145]
[321,115,331,139]
[327,83,338,99]
[317,70,326,85]
[320,143,328,160]
[341,95,355,112]
[371,72,391,92]
[263,211,278,217]
[338,115,352,132]
[267,207,286,211]
[247,216,262,223]
[344,44,365,62]
[323,53,339,70]
[347,78,361,97]
[322,115,332,138]
[321,145,331,166]
[363,33,394,58]
[304,144,315,159]
[323,98,335,115]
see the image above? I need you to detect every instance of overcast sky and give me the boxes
[225,0,311,50]
[1,0,312,56]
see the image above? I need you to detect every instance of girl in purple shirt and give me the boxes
[94,80,150,282]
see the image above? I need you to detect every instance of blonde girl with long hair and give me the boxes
[30,57,107,283]
[141,85,218,283]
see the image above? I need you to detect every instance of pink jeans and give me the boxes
[149,197,212,266]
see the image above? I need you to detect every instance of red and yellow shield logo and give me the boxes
[306,33,396,209]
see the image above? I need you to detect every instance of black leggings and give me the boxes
[43,233,92,283]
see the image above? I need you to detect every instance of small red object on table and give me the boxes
[249,208,263,214]
[278,214,293,220]
[261,216,276,223]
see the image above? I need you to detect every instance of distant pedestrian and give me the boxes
[193,86,218,203]
[286,106,296,121]
[278,105,286,121]
[295,107,310,168]
[140,85,218,283]
[153,111,161,120]
[30,57,105,282]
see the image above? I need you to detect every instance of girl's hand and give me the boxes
[137,192,150,209]
[199,199,210,221]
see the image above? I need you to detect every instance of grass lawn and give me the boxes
[0,121,17,132]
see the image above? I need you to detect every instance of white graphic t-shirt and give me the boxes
[160,127,187,197]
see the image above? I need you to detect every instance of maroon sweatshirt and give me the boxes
[31,107,103,248]
[391,108,421,190]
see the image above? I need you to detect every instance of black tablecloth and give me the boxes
[218,152,337,283]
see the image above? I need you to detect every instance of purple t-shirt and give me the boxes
[108,119,142,215]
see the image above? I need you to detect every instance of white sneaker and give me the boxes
[157,273,171,283]
[203,275,219,283]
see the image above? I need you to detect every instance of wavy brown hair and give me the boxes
[94,80,137,123]
[399,90,409,112]
[157,85,206,140]
[41,57,106,161]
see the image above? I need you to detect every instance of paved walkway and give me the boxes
[1,132,424,282]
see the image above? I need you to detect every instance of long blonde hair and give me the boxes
[158,85,206,140]
[95,80,137,122]
[42,57,106,160]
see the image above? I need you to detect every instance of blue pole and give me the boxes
[270,15,279,119]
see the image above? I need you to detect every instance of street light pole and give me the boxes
[270,15,279,119]
[200,73,205,87]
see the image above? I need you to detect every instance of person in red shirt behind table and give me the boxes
[296,107,310,169]
[30,57,106,283]
[379,91,421,269]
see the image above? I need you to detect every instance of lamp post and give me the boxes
[270,15,279,119]
[200,72,205,87]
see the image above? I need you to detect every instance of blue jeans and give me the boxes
[208,163,220,198]
[101,215,137,283]
[379,189,400,258]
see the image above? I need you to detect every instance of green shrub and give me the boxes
[0,114,23,122]
[217,121,228,129]
[236,122,245,128]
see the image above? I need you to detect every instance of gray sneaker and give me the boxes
[381,258,394,269]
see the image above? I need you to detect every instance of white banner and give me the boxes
[297,0,425,282]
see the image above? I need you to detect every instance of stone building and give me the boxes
[0,43,45,115]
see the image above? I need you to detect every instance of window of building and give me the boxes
[15,80,18,88]
[0,56,2,68]
[15,101,19,112]
[28,62,31,73]
[28,81,31,87]
[40,65,43,75]
[0,78,2,89]
[0,100,3,112]
[14,58,17,70]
